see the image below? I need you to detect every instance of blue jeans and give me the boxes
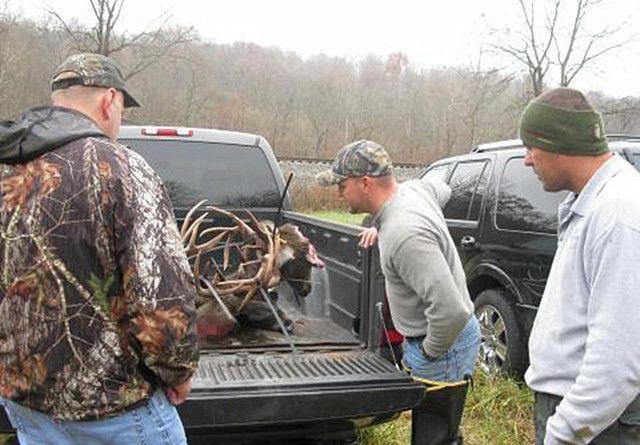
[0,390,187,445]
[402,315,481,383]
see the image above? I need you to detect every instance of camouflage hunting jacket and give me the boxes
[0,107,198,420]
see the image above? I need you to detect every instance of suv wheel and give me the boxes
[474,288,526,378]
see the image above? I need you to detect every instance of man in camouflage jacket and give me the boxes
[0,53,198,444]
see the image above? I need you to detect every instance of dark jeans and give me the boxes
[534,392,640,445]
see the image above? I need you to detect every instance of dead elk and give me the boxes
[181,201,324,335]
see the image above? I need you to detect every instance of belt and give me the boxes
[406,335,426,340]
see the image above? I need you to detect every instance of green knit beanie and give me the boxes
[519,97,609,155]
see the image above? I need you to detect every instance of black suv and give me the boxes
[421,136,640,377]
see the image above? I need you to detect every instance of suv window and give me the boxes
[443,160,489,221]
[422,163,452,183]
[119,139,281,208]
[496,157,566,234]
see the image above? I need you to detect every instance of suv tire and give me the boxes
[474,288,526,378]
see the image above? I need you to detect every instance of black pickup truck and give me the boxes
[0,125,422,443]
[112,126,422,443]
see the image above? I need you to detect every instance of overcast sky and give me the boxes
[12,0,640,97]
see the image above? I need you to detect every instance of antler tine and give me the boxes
[183,212,209,253]
[217,282,258,296]
[210,258,226,283]
[235,244,252,263]
[222,229,237,271]
[255,228,279,288]
[253,252,275,286]
[236,287,259,313]
[245,210,269,237]
[265,270,282,289]
[181,199,207,239]
[215,277,257,287]
[205,206,255,236]
[199,226,236,238]
[198,277,238,326]
[238,258,261,269]
[189,228,234,257]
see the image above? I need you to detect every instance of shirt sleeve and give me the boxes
[392,231,471,357]
[545,222,640,444]
[108,149,199,388]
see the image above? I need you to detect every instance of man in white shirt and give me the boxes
[521,87,640,444]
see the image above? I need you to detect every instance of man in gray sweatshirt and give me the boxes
[521,88,640,444]
[317,140,480,444]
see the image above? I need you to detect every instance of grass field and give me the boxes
[357,371,534,445]
[306,209,535,445]
[306,210,367,225]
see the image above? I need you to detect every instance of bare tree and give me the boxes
[494,0,559,96]
[493,0,632,97]
[48,0,196,79]
[591,93,640,133]
[554,0,631,87]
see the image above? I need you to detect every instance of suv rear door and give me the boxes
[423,158,492,268]
[488,155,566,308]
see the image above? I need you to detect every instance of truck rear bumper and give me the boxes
[181,379,422,429]
[179,349,424,439]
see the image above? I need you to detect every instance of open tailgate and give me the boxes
[180,349,423,429]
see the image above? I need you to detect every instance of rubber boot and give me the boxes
[411,380,470,445]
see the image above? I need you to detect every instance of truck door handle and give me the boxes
[460,236,477,249]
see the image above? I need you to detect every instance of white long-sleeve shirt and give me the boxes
[525,154,640,444]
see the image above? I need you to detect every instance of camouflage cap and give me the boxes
[51,53,141,108]
[316,140,393,186]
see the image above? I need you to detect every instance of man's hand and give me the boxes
[420,343,440,362]
[165,377,192,405]
[359,227,378,248]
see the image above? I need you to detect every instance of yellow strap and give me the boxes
[402,363,469,391]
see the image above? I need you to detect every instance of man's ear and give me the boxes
[100,88,118,120]
[361,175,372,190]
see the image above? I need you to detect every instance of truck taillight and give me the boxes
[383,328,404,345]
[380,294,403,346]
[142,127,193,137]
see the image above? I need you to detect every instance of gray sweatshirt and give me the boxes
[525,155,640,444]
[373,177,474,357]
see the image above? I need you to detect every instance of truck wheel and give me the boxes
[474,288,527,378]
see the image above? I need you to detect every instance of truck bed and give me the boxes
[199,308,360,350]
[176,213,424,438]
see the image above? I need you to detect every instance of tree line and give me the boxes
[0,6,638,164]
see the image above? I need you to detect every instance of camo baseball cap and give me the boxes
[51,53,141,108]
[316,140,393,186]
